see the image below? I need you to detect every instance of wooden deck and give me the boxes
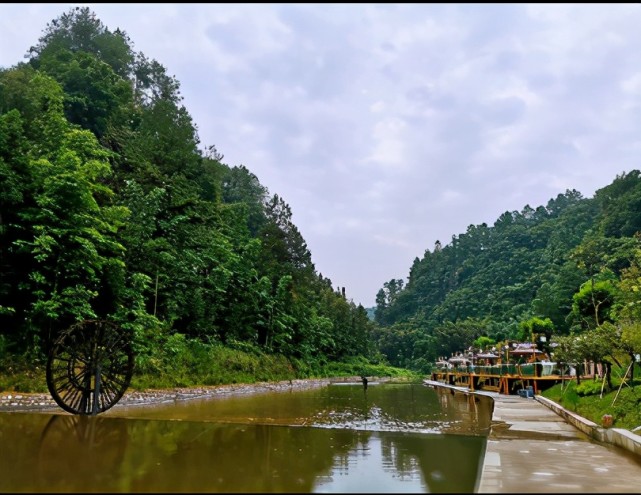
[431,364,588,395]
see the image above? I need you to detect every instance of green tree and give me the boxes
[0,70,129,354]
[518,317,555,350]
[594,170,641,238]
[611,247,641,382]
[574,325,620,391]
[28,7,135,139]
[28,6,134,79]
[570,279,617,330]
[473,335,496,351]
[0,109,30,322]
[620,323,641,383]
[374,278,405,325]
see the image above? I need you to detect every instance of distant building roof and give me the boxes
[476,353,499,359]
[510,343,544,356]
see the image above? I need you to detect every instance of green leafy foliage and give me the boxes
[6,8,641,393]
[373,171,641,372]
[575,379,605,397]
[542,372,641,430]
[473,335,496,350]
[561,383,580,412]
[0,7,382,388]
[518,316,555,342]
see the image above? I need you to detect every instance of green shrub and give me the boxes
[0,359,47,393]
[542,378,641,429]
[561,383,580,411]
[576,379,605,397]
[1,332,416,393]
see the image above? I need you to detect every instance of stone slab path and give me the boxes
[477,393,641,493]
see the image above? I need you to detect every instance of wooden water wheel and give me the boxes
[46,320,134,415]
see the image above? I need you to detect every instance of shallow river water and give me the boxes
[0,382,493,493]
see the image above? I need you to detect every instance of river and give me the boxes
[0,381,493,493]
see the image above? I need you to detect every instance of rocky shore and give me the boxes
[0,377,372,414]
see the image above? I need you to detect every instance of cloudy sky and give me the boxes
[2,4,641,307]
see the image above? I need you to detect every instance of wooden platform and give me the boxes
[430,369,584,395]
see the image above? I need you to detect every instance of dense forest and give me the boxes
[2,8,641,390]
[373,171,641,378]
[0,8,379,383]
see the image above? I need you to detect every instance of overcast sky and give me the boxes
[2,4,641,307]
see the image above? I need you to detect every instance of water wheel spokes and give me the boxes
[46,320,134,415]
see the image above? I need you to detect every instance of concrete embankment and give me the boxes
[423,380,641,493]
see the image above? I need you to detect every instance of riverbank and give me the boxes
[0,376,388,413]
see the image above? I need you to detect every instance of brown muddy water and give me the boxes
[0,382,492,493]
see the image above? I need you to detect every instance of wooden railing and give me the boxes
[440,362,582,377]
[431,361,594,395]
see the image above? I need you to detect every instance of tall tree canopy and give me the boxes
[0,7,376,369]
[373,174,641,371]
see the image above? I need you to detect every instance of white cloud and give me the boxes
[2,3,641,306]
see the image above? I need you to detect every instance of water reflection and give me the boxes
[0,383,490,493]
[108,382,492,436]
[316,430,486,493]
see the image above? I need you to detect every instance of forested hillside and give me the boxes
[3,8,641,388]
[0,7,378,381]
[373,170,641,373]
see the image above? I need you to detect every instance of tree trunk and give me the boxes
[605,361,612,390]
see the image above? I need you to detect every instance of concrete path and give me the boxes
[477,393,641,493]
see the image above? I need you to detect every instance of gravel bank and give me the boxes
[0,377,375,414]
